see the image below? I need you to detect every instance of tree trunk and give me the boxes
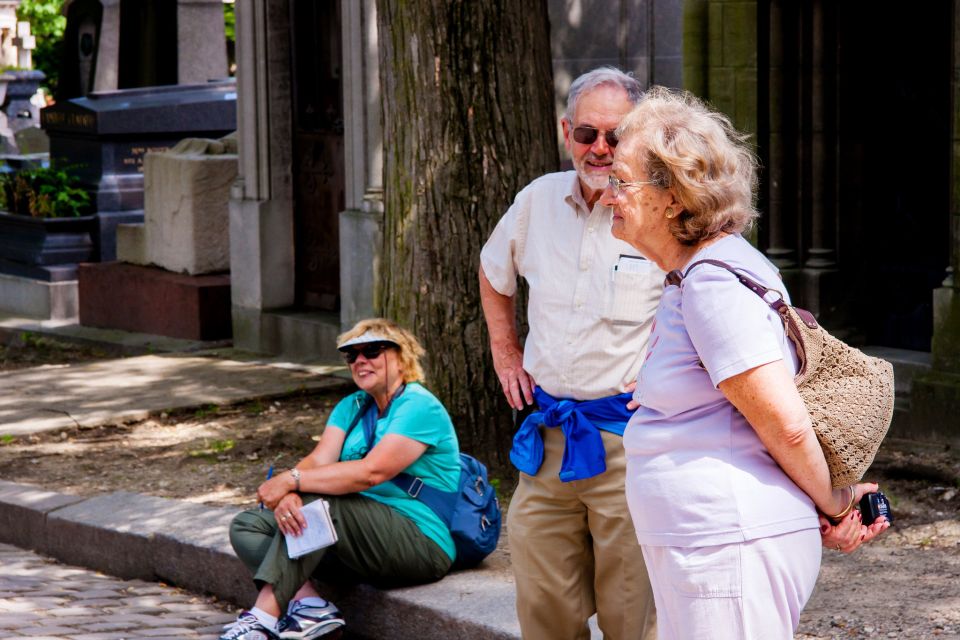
[377,0,557,474]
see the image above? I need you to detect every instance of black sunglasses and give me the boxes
[573,126,618,148]
[341,342,392,364]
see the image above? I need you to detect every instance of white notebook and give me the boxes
[285,499,338,559]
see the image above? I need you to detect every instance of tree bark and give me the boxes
[377,0,557,473]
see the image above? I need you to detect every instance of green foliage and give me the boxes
[16,0,66,95]
[0,434,15,445]
[188,438,235,458]
[224,1,236,76]
[0,164,91,218]
[194,404,220,418]
[245,400,265,415]
[223,2,235,42]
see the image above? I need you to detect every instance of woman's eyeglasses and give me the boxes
[607,174,658,197]
[573,126,619,148]
[341,343,391,364]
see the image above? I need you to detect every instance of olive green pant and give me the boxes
[229,493,452,611]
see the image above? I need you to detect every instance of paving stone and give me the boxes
[137,628,199,636]
[0,544,235,640]
[19,625,80,636]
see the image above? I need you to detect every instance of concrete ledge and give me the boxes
[0,480,85,551]
[0,483,524,639]
[0,271,78,320]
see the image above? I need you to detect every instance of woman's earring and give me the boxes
[665,207,676,219]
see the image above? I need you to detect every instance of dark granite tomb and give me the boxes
[40,80,237,261]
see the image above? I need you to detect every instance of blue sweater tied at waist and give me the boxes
[510,387,634,482]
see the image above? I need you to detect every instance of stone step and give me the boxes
[0,271,78,320]
[259,308,343,361]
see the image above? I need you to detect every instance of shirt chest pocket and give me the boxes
[604,258,662,324]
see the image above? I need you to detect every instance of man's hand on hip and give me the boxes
[479,266,536,409]
[492,342,536,409]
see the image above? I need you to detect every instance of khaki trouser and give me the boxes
[230,493,451,612]
[508,427,657,640]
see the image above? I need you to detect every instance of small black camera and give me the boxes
[859,491,893,526]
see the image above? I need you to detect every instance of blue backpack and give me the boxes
[347,392,502,569]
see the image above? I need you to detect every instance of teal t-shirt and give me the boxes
[326,382,460,560]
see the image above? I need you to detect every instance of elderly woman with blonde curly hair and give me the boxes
[600,87,889,639]
[222,318,460,640]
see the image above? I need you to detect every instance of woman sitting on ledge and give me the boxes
[221,318,461,640]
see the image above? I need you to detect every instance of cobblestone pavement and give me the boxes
[0,543,237,639]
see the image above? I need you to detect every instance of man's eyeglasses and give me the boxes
[573,126,618,148]
[607,174,658,197]
[341,342,392,364]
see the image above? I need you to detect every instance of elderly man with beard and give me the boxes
[479,67,662,640]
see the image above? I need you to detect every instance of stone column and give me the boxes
[910,0,960,443]
[763,0,796,269]
[804,0,836,271]
[177,0,228,83]
[339,0,383,330]
[228,0,296,352]
[797,0,841,321]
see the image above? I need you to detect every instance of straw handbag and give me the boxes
[676,260,895,488]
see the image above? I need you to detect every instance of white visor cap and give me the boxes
[337,330,399,351]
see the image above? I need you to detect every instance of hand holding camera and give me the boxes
[859,490,893,526]
[819,483,892,553]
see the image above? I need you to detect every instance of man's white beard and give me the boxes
[577,168,609,194]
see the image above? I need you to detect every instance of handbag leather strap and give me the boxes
[669,259,819,379]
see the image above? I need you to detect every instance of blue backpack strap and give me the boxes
[344,384,407,454]
[343,394,376,449]
[390,472,458,524]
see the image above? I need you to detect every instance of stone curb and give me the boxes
[0,480,522,639]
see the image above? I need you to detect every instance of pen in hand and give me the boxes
[259,465,274,511]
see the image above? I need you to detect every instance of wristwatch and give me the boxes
[289,468,301,492]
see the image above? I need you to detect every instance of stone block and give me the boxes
[723,3,758,68]
[96,210,145,263]
[734,71,758,134]
[339,208,382,330]
[176,0,229,84]
[0,271,78,320]
[0,481,85,551]
[321,568,521,640]
[707,67,736,119]
[682,0,709,94]
[44,495,158,581]
[232,306,345,361]
[144,150,237,275]
[134,495,257,606]
[42,491,246,589]
[228,197,295,309]
[708,2,725,65]
[78,262,231,341]
[910,370,960,444]
[116,223,147,265]
[653,0,684,57]
[931,285,960,372]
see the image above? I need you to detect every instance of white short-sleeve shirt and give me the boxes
[480,171,664,401]
[624,234,821,547]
